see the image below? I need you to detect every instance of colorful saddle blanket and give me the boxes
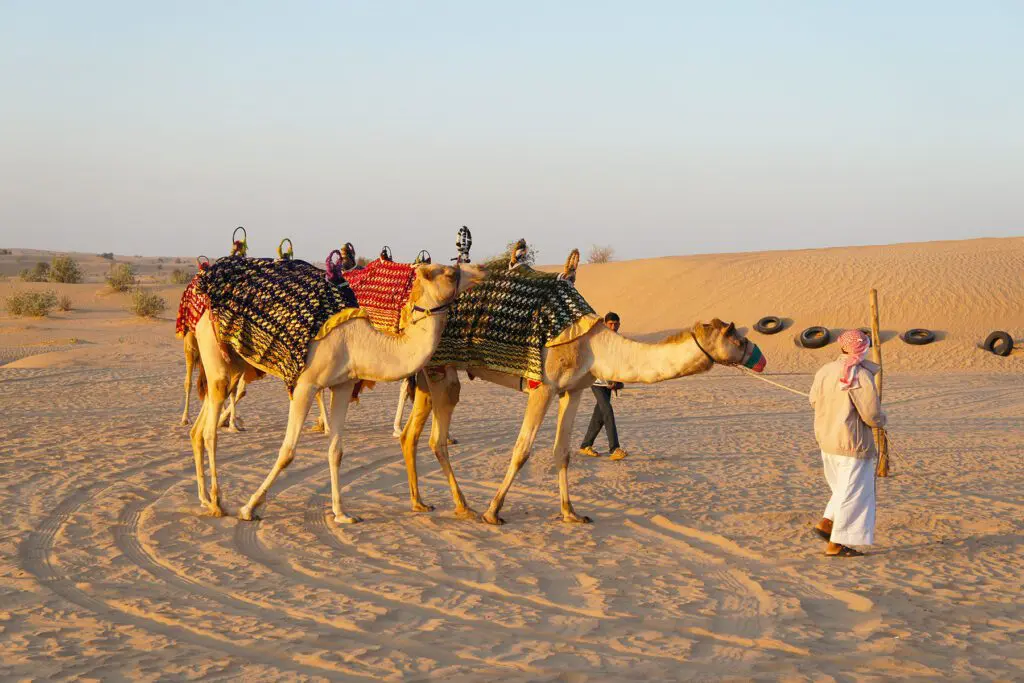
[197,256,364,393]
[430,265,600,381]
[175,273,209,338]
[344,258,417,333]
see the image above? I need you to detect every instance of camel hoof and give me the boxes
[562,513,592,524]
[207,504,225,518]
[411,502,435,513]
[482,512,505,526]
[455,507,480,521]
[310,421,326,433]
[226,424,245,433]
[447,437,459,446]
[238,507,256,521]
[180,416,190,426]
[334,514,361,525]
[392,430,403,439]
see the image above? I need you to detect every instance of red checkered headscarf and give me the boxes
[838,329,870,390]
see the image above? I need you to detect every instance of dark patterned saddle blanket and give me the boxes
[429,264,600,381]
[197,256,365,393]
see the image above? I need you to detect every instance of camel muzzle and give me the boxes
[742,343,767,373]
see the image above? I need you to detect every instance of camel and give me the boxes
[179,330,246,431]
[398,253,765,525]
[190,261,483,521]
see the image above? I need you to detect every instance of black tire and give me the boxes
[754,316,784,335]
[800,326,831,349]
[984,331,1013,357]
[903,328,936,345]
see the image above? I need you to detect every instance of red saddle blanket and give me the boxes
[175,273,209,338]
[344,258,417,333]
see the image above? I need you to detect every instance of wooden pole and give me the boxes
[869,289,890,476]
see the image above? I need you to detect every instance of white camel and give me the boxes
[400,318,765,525]
[190,263,483,520]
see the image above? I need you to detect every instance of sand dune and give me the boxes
[0,237,1020,680]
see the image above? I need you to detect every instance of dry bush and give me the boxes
[587,244,615,264]
[98,252,115,260]
[106,263,137,291]
[20,262,50,282]
[129,289,166,317]
[50,255,83,283]
[6,290,58,317]
[57,294,73,311]
[0,248,12,255]
[483,240,538,269]
[169,268,193,285]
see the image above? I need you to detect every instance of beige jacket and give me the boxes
[809,357,886,458]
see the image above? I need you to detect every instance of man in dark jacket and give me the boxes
[579,312,630,460]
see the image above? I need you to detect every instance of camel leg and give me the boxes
[482,385,554,526]
[238,383,318,521]
[326,382,358,524]
[219,375,247,432]
[200,375,230,517]
[400,376,434,513]
[426,371,475,518]
[312,390,328,433]
[554,389,590,523]
[189,398,211,506]
[392,377,411,437]
[180,335,196,425]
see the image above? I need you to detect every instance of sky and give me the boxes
[1,1,1022,263]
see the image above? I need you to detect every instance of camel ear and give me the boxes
[726,322,736,335]
[418,265,437,282]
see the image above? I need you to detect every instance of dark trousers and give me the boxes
[581,386,619,451]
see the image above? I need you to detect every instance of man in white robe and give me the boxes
[808,329,887,557]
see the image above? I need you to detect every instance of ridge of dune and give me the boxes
[563,236,1023,373]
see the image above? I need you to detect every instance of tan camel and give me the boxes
[180,330,246,430]
[190,263,483,521]
[400,318,765,525]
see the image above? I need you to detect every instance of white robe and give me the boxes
[821,451,876,546]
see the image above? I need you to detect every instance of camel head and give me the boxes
[408,263,484,312]
[692,318,767,372]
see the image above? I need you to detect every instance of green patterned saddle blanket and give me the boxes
[198,256,364,393]
[430,264,600,381]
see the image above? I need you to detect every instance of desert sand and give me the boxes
[0,237,1021,680]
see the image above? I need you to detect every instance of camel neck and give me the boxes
[346,311,448,382]
[588,327,713,384]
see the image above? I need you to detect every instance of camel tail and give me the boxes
[350,380,377,403]
[197,361,208,400]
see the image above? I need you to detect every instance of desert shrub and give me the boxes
[106,263,137,291]
[98,252,115,260]
[0,248,11,255]
[57,294,73,311]
[20,262,50,282]
[49,255,83,283]
[483,240,538,269]
[174,257,183,264]
[6,290,58,317]
[129,289,166,317]
[169,268,193,285]
[587,244,615,264]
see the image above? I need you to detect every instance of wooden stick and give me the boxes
[870,289,890,476]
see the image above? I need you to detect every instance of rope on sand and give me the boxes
[731,366,810,397]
